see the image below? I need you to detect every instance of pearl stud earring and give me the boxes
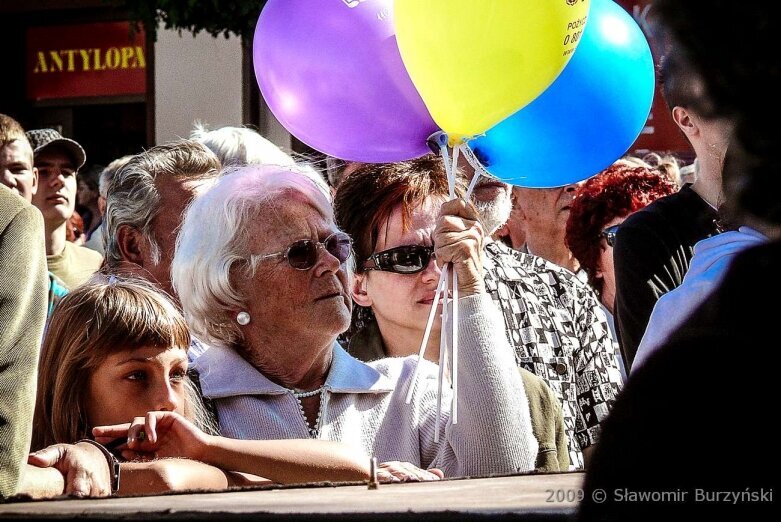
[236,311,251,325]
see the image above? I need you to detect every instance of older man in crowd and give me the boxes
[510,183,585,275]
[103,140,220,297]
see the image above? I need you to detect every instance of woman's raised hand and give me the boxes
[93,411,212,462]
[434,198,485,296]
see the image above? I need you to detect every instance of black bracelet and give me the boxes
[76,439,121,494]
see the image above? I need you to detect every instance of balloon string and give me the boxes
[465,169,481,200]
[442,142,463,430]
[440,143,452,194]
[408,139,466,431]
[449,145,459,199]
[405,267,448,404]
[451,268,459,424]
[434,264,450,443]
[449,143,463,424]
[461,144,487,200]
[442,142,461,431]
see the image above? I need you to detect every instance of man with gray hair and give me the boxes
[104,140,220,297]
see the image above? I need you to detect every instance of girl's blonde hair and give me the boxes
[31,275,206,451]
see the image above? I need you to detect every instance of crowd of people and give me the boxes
[1,0,776,514]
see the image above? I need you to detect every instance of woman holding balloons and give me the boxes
[252,0,657,472]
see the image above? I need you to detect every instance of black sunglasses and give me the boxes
[253,232,353,270]
[600,224,621,247]
[363,245,435,275]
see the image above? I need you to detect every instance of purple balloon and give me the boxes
[254,0,438,162]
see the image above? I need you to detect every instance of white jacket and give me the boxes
[191,293,537,477]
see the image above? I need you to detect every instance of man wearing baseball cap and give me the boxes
[26,129,102,289]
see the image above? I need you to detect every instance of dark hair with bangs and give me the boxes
[333,154,465,273]
[333,154,465,338]
[31,275,193,450]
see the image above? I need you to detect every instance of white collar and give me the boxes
[191,342,395,398]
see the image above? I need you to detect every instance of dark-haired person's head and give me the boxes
[566,160,677,311]
[652,0,780,229]
[334,155,466,359]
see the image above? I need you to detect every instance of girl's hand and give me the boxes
[93,411,211,462]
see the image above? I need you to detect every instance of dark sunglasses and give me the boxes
[600,224,621,247]
[253,232,353,270]
[363,245,435,275]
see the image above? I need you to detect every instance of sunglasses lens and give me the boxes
[325,233,352,263]
[601,225,620,247]
[286,240,318,269]
[380,246,431,274]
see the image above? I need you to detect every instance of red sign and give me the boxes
[26,22,147,101]
[615,1,693,159]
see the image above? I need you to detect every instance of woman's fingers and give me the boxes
[440,198,480,221]
[434,199,486,296]
[428,467,445,479]
[96,412,194,458]
[91,422,132,439]
[376,468,401,483]
[377,461,442,482]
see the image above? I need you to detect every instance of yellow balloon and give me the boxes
[395,0,591,141]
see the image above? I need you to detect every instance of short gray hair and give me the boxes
[104,140,220,267]
[172,164,333,347]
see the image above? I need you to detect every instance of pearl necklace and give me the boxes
[288,386,326,438]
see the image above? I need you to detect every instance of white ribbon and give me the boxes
[407,138,486,438]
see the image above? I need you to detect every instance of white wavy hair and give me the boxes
[172,164,335,347]
[190,122,332,198]
[191,123,295,167]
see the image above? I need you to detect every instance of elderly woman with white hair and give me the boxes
[172,164,537,478]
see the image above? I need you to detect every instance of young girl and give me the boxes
[26,276,371,496]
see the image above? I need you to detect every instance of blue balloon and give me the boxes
[469,0,655,188]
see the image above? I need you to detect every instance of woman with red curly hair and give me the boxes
[565,159,678,318]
